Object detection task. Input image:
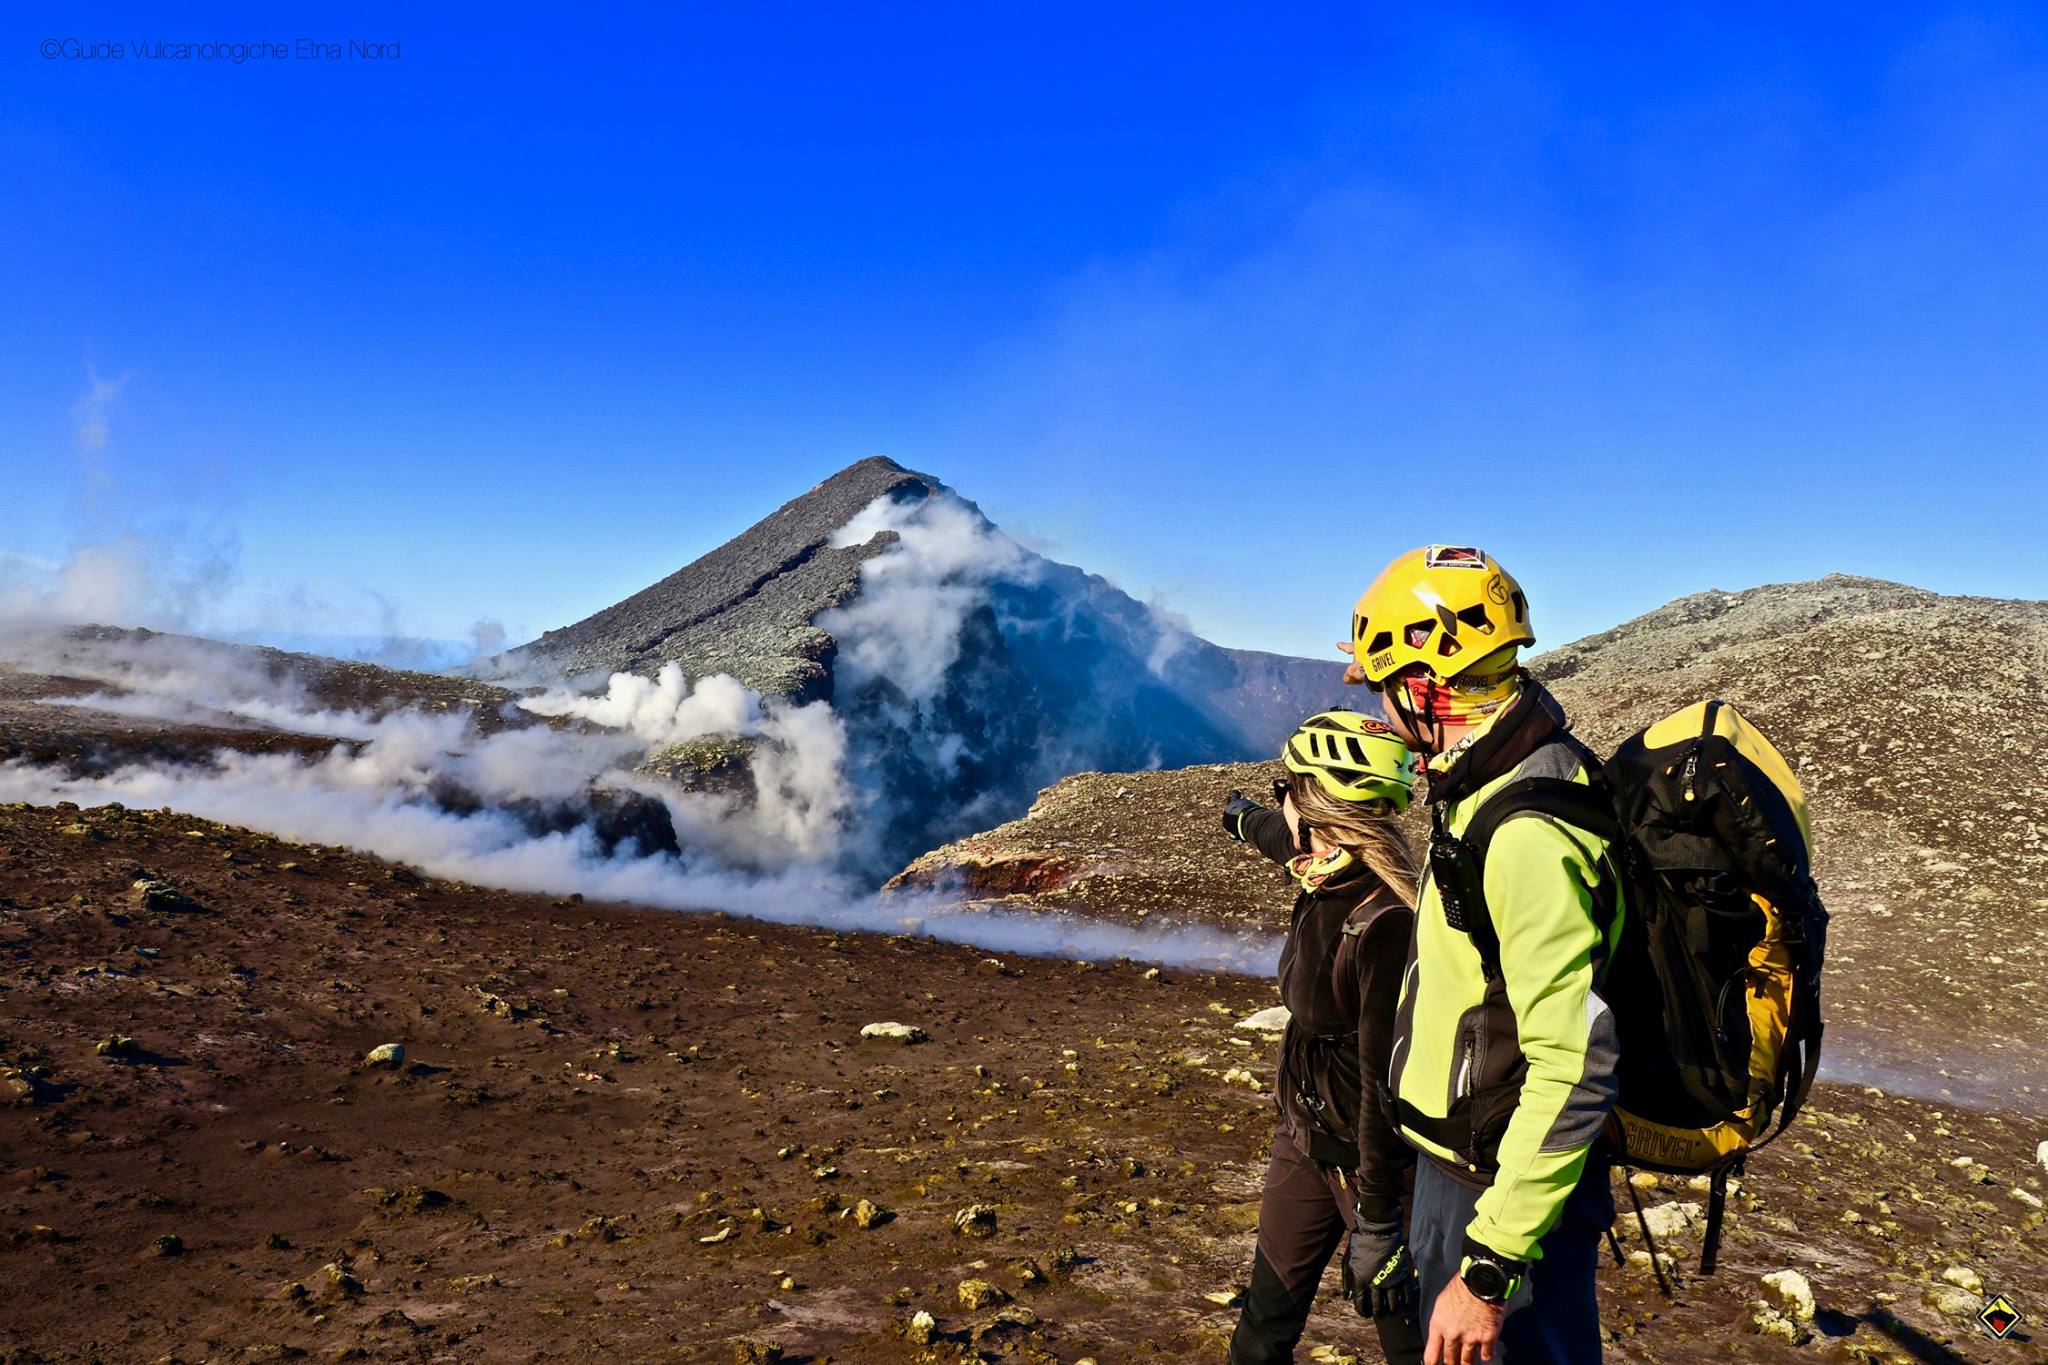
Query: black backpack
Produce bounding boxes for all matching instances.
[1433,699,1827,1275]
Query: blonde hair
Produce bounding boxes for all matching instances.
[1290,778,1420,908]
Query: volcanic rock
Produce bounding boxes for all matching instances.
[858,1021,927,1045]
[1760,1268,1816,1321]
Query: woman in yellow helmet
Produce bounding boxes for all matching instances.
[1219,711,1425,1365]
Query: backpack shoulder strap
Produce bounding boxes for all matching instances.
[1464,777,1619,861]
[1432,774,1622,982]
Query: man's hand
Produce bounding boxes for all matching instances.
[1423,1274,1507,1365]
[1341,1218,1416,1320]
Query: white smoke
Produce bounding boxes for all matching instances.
[818,492,1032,702]
[0,626,385,740]
[0,721,1272,975]
[0,479,1293,975]
[1144,597,1197,678]
[1,371,247,633]
[520,662,762,745]
[516,662,853,863]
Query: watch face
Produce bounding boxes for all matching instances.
[1465,1259,1509,1301]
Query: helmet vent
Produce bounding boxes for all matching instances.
[1510,590,1527,623]
[1367,630,1394,655]
[1404,620,1434,649]
[1455,604,1494,634]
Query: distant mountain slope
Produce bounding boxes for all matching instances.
[503,457,931,700]
[502,457,1349,873]
[504,456,1344,752]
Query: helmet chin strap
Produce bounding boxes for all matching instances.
[1388,671,1447,757]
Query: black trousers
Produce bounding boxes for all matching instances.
[1227,1125,1426,1365]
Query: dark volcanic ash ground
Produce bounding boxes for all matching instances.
[2,803,2043,1363]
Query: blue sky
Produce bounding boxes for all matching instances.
[4,3,2045,662]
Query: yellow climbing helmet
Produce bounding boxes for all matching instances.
[1350,545,1535,685]
[1283,711,1416,811]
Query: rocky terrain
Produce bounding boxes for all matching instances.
[3,801,2042,1363]
[894,576,2048,1116]
[888,766,1296,935]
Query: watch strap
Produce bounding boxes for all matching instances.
[1458,1235,1528,1303]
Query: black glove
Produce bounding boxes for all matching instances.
[1221,789,1264,841]
[1341,1216,1417,1320]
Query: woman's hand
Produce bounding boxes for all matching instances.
[1338,639,1370,686]
[1220,790,1264,841]
[1423,1275,1507,1364]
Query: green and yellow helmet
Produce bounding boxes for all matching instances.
[1283,711,1416,811]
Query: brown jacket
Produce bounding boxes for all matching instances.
[1242,806,1416,1221]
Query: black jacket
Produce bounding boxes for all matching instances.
[1241,807,1417,1221]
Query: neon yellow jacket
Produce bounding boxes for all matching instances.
[1387,686,1622,1263]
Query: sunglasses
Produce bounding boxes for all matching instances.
[1270,778,1313,851]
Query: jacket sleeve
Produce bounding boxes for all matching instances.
[1238,806,1299,868]
[1352,903,1417,1220]
[1465,816,1620,1263]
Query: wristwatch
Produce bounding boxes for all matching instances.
[1459,1238,1527,1304]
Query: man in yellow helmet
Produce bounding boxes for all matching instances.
[1341,546,1621,1365]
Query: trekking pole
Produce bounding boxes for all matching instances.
[1698,1165,1730,1275]
[1620,1166,1677,1300]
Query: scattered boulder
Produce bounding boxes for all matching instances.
[732,1338,783,1364]
[1749,1301,1809,1345]
[1761,1269,1816,1322]
[96,1035,140,1059]
[971,1305,1040,1343]
[1940,1264,1982,1294]
[322,1262,366,1298]
[1233,1006,1290,1035]
[953,1204,998,1238]
[371,1184,451,1215]
[1221,1066,1265,1092]
[363,1043,406,1068]
[148,1234,184,1257]
[1925,1285,1982,1322]
[2,1067,40,1105]
[1637,1201,1704,1241]
[906,1309,937,1345]
[851,1198,891,1229]
[958,1277,1009,1310]
[131,878,202,914]
[858,1021,928,1045]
